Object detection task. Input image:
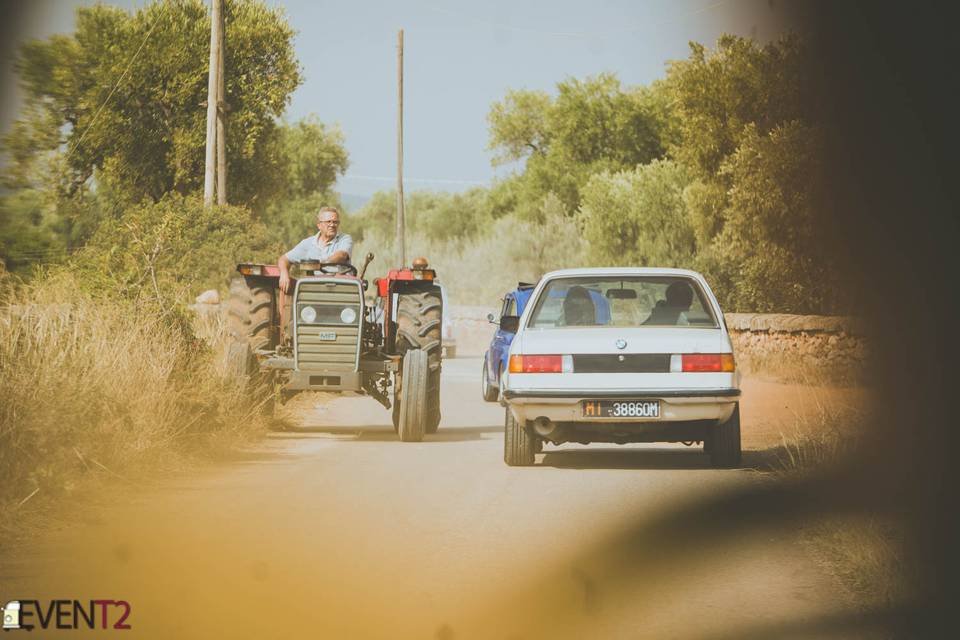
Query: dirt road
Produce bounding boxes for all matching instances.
[0,358,870,638]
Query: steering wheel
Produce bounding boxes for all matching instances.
[317,262,358,276]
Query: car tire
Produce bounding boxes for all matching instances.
[710,403,742,468]
[397,349,429,442]
[481,355,499,402]
[504,407,536,466]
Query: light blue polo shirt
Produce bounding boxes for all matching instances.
[285,232,353,263]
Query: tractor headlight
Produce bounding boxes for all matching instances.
[340,307,357,324]
[300,306,317,323]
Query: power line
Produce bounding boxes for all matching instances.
[71,0,171,153]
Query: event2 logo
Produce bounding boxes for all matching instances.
[3,599,132,631]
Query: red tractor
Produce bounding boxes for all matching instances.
[226,254,442,441]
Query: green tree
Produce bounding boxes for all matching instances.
[663,34,840,312]
[487,74,668,219]
[5,0,302,206]
[263,117,349,248]
[665,34,809,178]
[579,159,695,268]
[68,193,276,301]
[699,122,843,313]
[351,188,494,246]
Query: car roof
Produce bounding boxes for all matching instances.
[541,267,706,279]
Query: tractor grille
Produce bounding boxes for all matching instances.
[295,281,362,371]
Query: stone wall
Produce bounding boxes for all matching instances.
[724,313,868,381]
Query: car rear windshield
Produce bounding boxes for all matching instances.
[527,276,718,329]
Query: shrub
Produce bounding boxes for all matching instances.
[65,193,279,301]
[0,275,270,517]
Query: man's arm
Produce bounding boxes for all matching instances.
[326,234,353,264]
[326,250,350,264]
[279,253,293,293]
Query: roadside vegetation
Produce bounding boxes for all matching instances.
[0,269,273,525]
[762,402,908,614]
[0,0,344,528]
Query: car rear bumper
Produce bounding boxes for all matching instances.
[503,388,740,399]
[505,389,739,424]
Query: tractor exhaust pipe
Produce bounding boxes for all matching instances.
[358,252,375,281]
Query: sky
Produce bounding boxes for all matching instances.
[1,0,801,198]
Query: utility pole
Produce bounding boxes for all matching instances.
[396,28,406,267]
[215,0,227,205]
[203,0,222,206]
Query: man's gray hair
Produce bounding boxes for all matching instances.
[316,206,340,222]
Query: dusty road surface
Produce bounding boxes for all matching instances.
[0,358,872,639]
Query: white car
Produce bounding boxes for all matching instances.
[500,267,741,467]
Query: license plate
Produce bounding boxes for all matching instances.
[318,331,337,341]
[582,400,660,419]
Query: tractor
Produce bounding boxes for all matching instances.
[225,253,442,441]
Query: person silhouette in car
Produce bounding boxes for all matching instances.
[643,281,693,326]
[563,286,596,326]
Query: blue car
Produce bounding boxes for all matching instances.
[482,283,536,402]
[482,283,611,402]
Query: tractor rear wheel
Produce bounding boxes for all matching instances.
[396,283,442,433]
[227,276,275,351]
[397,349,429,442]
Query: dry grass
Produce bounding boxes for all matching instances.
[805,515,908,610]
[0,275,272,532]
[738,351,867,387]
[772,400,863,473]
[770,400,908,611]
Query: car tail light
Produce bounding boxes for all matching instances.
[508,354,573,373]
[670,353,736,372]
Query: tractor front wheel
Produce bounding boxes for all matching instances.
[396,284,442,433]
[397,349,429,442]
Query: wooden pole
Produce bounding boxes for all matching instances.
[203,0,222,206]
[215,0,227,205]
[396,28,405,267]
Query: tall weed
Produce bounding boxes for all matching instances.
[0,275,268,519]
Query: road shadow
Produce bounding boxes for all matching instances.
[268,424,503,443]
[540,446,715,470]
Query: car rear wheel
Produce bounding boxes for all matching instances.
[481,355,499,402]
[504,407,536,466]
[709,403,742,468]
[397,349,429,442]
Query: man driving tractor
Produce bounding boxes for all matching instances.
[278,206,353,294]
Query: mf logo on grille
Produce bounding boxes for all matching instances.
[615,339,627,350]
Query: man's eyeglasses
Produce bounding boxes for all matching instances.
[319,220,340,225]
